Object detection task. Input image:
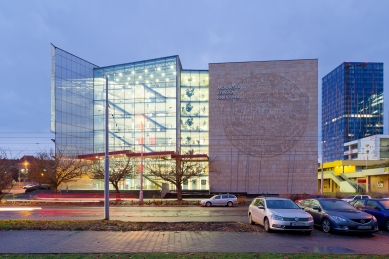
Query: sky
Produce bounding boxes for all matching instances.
[0,0,388,158]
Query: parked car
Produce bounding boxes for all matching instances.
[299,198,378,233]
[23,184,34,189]
[24,185,52,193]
[342,195,371,203]
[248,197,314,233]
[295,194,327,205]
[200,194,237,207]
[350,199,389,231]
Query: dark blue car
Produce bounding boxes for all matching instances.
[351,199,389,231]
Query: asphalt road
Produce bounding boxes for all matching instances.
[0,205,249,222]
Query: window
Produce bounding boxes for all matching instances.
[353,200,365,209]
[222,195,228,199]
[228,195,236,199]
[215,195,221,200]
[366,200,380,210]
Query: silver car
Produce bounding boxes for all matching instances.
[248,197,314,233]
[200,194,237,207]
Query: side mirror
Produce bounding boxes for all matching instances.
[374,207,381,211]
[258,205,265,209]
[312,205,320,211]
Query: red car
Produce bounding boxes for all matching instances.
[295,194,327,205]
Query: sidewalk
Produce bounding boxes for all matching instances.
[0,230,388,254]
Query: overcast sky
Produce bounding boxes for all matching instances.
[0,0,388,158]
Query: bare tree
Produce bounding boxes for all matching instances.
[89,155,137,193]
[0,149,16,201]
[29,149,89,193]
[146,151,208,201]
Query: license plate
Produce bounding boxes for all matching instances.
[357,226,371,230]
[290,223,305,226]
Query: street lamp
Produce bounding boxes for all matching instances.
[139,118,144,202]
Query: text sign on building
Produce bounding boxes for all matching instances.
[217,85,240,100]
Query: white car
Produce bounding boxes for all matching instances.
[248,197,314,233]
[23,184,35,189]
[341,195,371,203]
[200,194,237,207]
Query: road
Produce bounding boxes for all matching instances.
[0,205,249,222]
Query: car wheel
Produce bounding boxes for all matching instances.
[385,220,389,231]
[322,218,332,233]
[264,217,272,232]
[206,202,212,207]
[227,201,233,207]
[249,214,255,225]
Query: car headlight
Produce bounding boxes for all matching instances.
[331,215,347,222]
[372,216,377,222]
[272,214,284,221]
[307,215,313,221]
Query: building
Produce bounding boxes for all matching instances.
[51,44,318,194]
[322,62,384,162]
[318,134,389,193]
[344,134,389,161]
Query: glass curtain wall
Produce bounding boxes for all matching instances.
[93,56,179,154]
[322,62,384,162]
[180,70,209,154]
[51,45,98,156]
[180,70,209,190]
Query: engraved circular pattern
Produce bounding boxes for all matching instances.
[219,73,309,157]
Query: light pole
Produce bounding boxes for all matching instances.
[104,76,110,220]
[139,118,144,202]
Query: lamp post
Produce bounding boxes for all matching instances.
[139,118,144,202]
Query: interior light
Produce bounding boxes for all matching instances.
[162,73,165,76]
[115,79,119,82]
[174,72,176,75]
[146,80,149,83]
[158,67,161,71]
[136,81,139,84]
[128,77,131,80]
[170,66,173,69]
[166,78,169,82]
[156,79,159,82]
[145,69,148,73]
[151,75,153,78]
[119,73,122,76]
[132,71,135,74]
[139,76,142,79]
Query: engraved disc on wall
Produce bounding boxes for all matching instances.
[219,73,309,157]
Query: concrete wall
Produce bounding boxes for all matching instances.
[209,59,318,194]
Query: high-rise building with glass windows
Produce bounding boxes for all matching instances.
[322,62,384,162]
[51,44,318,194]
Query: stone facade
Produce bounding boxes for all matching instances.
[209,60,318,194]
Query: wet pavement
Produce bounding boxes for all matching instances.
[0,205,248,222]
[0,230,388,254]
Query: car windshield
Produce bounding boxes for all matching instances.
[266,200,300,209]
[345,195,355,199]
[320,200,356,211]
[380,200,389,210]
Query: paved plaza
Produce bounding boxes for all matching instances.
[1,230,389,254]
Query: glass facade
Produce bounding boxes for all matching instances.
[180,70,209,155]
[53,48,210,190]
[93,56,179,154]
[322,62,384,162]
[51,45,98,156]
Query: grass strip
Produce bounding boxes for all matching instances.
[0,220,262,232]
[0,254,388,259]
